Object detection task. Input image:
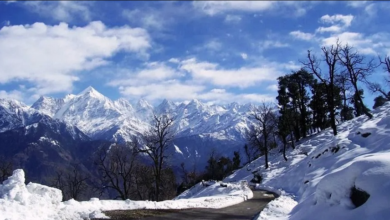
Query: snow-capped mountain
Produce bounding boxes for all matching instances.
[28,86,255,144]
[2,86,258,170]
[31,87,149,142]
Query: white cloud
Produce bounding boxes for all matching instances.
[238,93,275,103]
[168,58,180,63]
[0,90,24,101]
[364,3,378,18]
[289,30,314,41]
[321,32,390,55]
[316,14,354,34]
[266,84,278,91]
[240,53,248,60]
[122,9,165,30]
[346,1,368,8]
[320,14,354,27]
[193,1,310,17]
[109,62,182,87]
[315,25,342,33]
[258,40,289,51]
[0,21,151,98]
[198,89,275,103]
[193,39,223,54]
[224,15,242,23]
[107,57,292,104]
[179,58,281,88]
[23,1,92,22]
[193,1,276,15]
[203,39,222,51]
[118,81,205,101]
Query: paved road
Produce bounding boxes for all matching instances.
[143,190,275,220]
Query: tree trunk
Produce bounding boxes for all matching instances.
[264,129,269,169]
[327,85,338,136]
[282,136,288,161]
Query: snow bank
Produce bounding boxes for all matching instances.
[0,170,253,220]
[0,169,62,220]
[224,102,390,220]
[257,196,297,220]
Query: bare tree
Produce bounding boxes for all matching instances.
[94,142,138,200]
[368,82,390,99]
[51,163,90,201]
[302,41,341,135]
[132,163,155,200]
[243,143,259,164]
[137,114,175,201]
[368,56,390,100]
[248,102,278,169]
[0,157,13,182]
[335,71,355,122]
[380,55,390,75]
[337,44,376,119]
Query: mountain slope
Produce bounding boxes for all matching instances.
[224,102,390,220]
[28,87,257,170]
[0,114,93,183]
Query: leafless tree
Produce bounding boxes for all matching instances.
[0,157,13,182]
[248,102,278,169]
[132,163,155,200]
[368,82,390,99]
[368,56,390,100]
[94,142,138,200]
[302,40,341,135]
[380,56,390,75]
[51,163,90,201]
[337,44,377,119]
[137,114,175,201]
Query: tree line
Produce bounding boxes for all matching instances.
[246,40,390,168]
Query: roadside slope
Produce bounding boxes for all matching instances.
[224,103,390,220]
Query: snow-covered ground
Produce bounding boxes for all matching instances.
[2,102,390,220]
[225,102,390,220]
[0,171,252,220]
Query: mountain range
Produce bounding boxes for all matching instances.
[0,86,257,183]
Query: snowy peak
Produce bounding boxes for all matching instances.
[156,99,177,114]
[31,96,64,117]
[114,98,134,114]
[78,86,106,100]
[0,98,27,111]
[1,86,259,143]
[136,99,153,110]
[0,99,28,132]
[186,99,206,112]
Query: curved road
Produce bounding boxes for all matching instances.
[97,190,276,220]
[143,190,275,220]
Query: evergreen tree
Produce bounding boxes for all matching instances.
[303,41,342,135]
[373,95,388,109]
[309,81,330,131]
[232,151,241,170]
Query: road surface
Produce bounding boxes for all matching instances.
[100,190,276,220]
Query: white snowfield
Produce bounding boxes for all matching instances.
[0,171,252,220]
[225,102,390,220]
[2,102,390,220]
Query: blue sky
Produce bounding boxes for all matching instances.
[0,1,389,108]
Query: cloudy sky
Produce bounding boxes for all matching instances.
[1,1,389,107]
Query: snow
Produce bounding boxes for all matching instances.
[3,89,390,219]
[2,87,259,173]
[173,144,183,154]
[257,196,297,220]
[0,171,252,220]
[224,102,390,220]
